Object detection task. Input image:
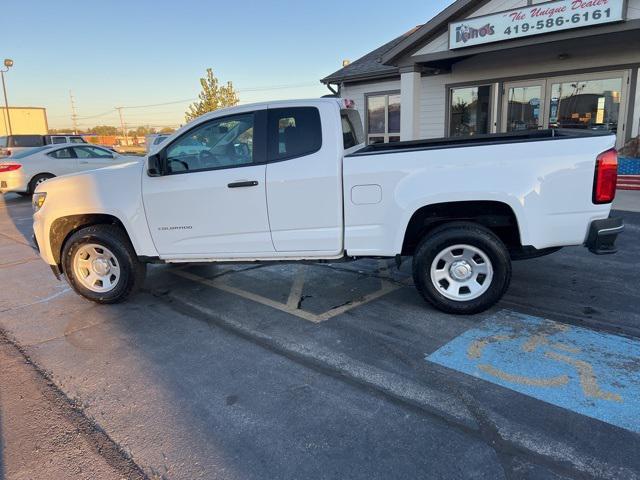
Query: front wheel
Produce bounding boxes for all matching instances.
[412,222,511,315]
[62,225,146,303]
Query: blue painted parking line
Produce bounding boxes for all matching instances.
[427,311,640,433]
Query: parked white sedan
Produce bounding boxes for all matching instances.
[0,144,138,196]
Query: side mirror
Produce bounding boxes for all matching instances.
[147,154,163,177]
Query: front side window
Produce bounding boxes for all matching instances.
[449,85,492,137]
[48,147,75,159]
[366,93,400,144]
[267,107,322,161]
[69,137,85,143]
[166,113,254,173]
[51,137,67,144]
[74,146,113,158]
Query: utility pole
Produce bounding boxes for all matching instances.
[69,90,79,134]
[116,107,129,146]
[1,59,14,137]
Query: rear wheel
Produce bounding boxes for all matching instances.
[28,173,54,194]
[62,225,146,303]
[412,222,511,315]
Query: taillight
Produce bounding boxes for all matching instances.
[0,163,21,172]
[593,148,618,204]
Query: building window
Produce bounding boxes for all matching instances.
[548,77,622,133]
[449,85,492,137]
[366,93,400,144]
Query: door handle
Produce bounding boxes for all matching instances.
[228,180,259,188]
[79,160,89,164]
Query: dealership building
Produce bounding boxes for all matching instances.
[322,0,640,172]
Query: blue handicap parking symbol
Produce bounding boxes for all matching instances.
[427,311,640,433]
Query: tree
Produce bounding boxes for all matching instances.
[128,126,156,138]
[185,68,239,122]
[88,125,119,136]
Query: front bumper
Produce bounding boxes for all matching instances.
[585,217,624,255]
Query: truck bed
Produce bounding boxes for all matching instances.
[349,129,614,156]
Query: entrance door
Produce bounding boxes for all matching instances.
[502,81,546,132]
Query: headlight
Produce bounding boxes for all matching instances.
[32,192,46,212]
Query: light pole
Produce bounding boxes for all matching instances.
[1,59,14,137]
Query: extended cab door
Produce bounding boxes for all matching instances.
[142,111,274,257]
[265,104,343,254]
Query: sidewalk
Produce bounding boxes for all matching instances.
[614,189,640,212]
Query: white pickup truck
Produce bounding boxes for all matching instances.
[32,98,623,314]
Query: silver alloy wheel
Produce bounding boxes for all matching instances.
[430,244,493,301]
[73,243,121,293]
[35,176,49,187]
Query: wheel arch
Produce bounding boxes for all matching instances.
[29,172,55,191]
[401,200,524,256]
[50,214,133,266]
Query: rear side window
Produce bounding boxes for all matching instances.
[10,135,44,147]
[341,109,364,149]
[48,148,75,159]
[51,137,67,144]
[267,107,322,161]
[69,137,85,143]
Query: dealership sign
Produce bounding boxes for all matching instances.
[449,0,625,49]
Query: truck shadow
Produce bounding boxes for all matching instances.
[0,193,34,246]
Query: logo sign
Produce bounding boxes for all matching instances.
[449,0,625,49]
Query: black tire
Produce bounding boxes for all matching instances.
[62,224,146,304]
[28,173,55,194]
[412,222,511,315]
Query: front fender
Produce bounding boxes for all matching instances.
[34,162,158,266]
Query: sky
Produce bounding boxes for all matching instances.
[3,0,453,130]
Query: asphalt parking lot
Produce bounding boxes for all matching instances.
[1,192,639,480]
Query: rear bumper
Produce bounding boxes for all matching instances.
[585,217,624,254]
[0,171,28,193]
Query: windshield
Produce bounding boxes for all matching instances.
[11,145,53,159]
